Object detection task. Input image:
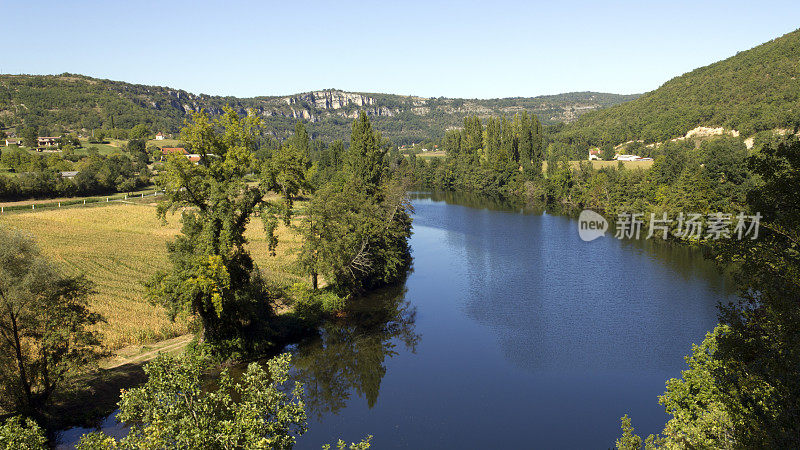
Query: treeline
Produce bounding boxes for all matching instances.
[413,113,772,221]
[538,136,756,217]
[412,113,544,197]
[0,146,150,201]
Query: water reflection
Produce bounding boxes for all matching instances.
[412,191,731,373]
[290,285,420,419]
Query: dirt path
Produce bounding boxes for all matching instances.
[102,334,194,369]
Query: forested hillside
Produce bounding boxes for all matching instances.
[0,73,636,144]
[553,28,800,148]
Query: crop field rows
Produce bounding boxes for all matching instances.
[0,201,304,350]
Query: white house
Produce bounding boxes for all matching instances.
[155,132,165,140]
[614,154,642,161]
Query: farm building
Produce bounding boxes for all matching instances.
[37,137,60,148]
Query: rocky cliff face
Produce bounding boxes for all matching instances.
[284,91,375,109]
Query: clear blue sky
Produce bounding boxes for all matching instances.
[3,1,799,99]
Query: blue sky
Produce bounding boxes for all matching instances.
[3,1,799,98]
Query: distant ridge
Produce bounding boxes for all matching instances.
[0,74,637,144]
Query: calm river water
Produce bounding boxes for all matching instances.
[293,191,729,448]
[59,191,730,448]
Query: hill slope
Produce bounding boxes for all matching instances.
[556,28,800,147]
[0,74,637,144]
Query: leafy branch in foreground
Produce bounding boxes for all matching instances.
[76,353,307,449]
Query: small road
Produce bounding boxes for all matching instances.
[102,334,194,369]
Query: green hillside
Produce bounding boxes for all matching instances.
[0,74,636,145]
[555,28,800,147]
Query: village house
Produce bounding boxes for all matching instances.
[4,138,22,146]
[155,132,165,140]
[37,137,60,148]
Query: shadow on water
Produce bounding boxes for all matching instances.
[54,284,419,449]
[288,285,420,420]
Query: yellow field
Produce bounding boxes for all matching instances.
[0,201,303,350]
[583,159,654,170]
[414,150,446,159]
[147,138,185,148]
[542,159,654,172]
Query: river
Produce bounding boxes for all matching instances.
[291,191,730,448]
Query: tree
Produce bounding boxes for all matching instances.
[709,137,800,447]
[654,326,735,448]
[0,228,103,417]
[22,127,37,148]
[76,353,308,449]
[601,144,615,161]
[126,138,145,155]
[147,108,290,348]
[615,415,642,450]
[0,416,47,449]
[128,124,150,141]
[290,121,310,158]
[264,143,310,203]
[298,113,412,296]
[346,112,386,194]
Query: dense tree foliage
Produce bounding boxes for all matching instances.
[298,112,413,296]
[0,416,48,449]
[412,113,543,197]
[146,108,291,352]
[76,353,308,449]
[0,229,103,419]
